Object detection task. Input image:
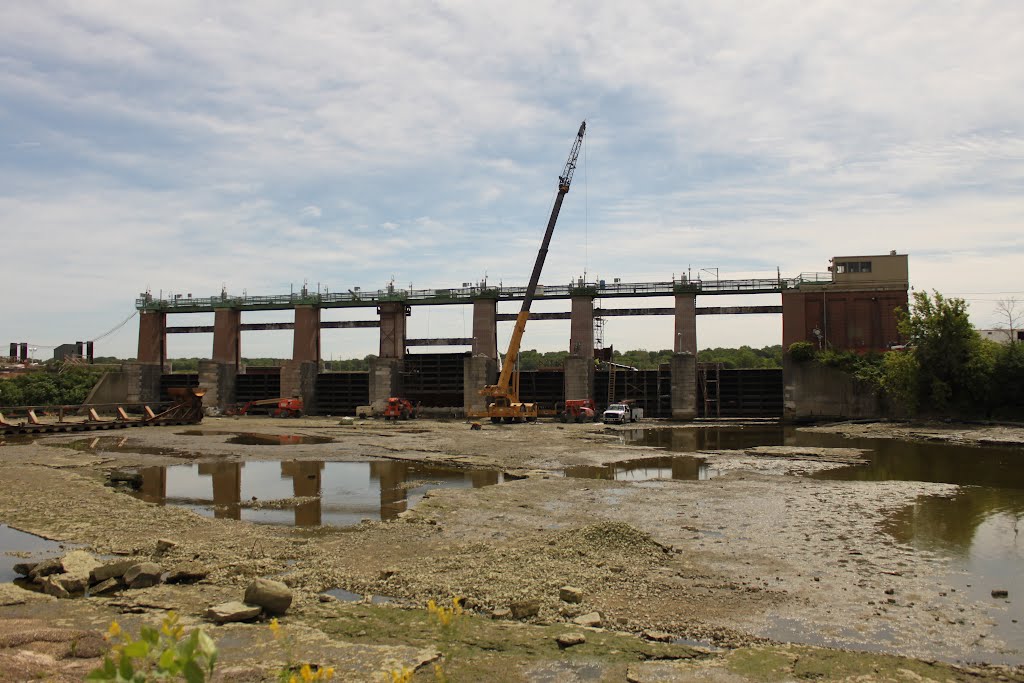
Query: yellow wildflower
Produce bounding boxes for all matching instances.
[105,620,121,640]
[269,617,281,639]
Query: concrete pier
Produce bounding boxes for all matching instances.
[564,296,596,402]
[472,299,498,360]
[293,306,321,363]
[378,303,407,359]
[137,311,167,365]
[671,294,698,418]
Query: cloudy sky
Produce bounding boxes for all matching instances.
[2,2,1022,361]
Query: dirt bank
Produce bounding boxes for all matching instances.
[0,418,1021,681]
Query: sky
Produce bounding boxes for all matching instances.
[2,2,1022,361]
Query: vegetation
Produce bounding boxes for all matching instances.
[0,365,106,407]
[789,290,1024,419]
[87,612,218,682]
[516,345,782,371]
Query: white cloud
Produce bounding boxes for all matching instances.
[1,2,1022,357]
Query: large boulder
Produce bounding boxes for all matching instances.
[244,578,292,616]
[90,559,138,584]
[61,551,100,582]
[509,598,541,619]
[123,563,162,589]
[165,563,208,585]
[28,558,63,581]
[206,601,262,624]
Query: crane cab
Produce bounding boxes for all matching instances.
[487,396,538,424]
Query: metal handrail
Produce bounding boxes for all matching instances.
[136,274,834,312]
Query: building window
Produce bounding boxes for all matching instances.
[836,261,873,274]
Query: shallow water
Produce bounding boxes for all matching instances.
[624,425,1024,664]
[0,525,68,583]
[129,459,503,527]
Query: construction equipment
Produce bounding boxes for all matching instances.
[480,121,586,424]
[602,400,643,424]
[0,387,206,436]
[559,398,597,423]
[236,397,304,418]
[383,397,418,421]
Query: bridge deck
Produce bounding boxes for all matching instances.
[139,275,830,313]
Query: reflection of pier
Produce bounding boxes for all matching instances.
[280,460,324,526]
[135,458,500,527]
[197,462,243,520]
[372,461,409,520]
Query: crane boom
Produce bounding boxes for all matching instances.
[481,121,586,415]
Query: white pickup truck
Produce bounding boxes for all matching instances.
[602,403,643,424]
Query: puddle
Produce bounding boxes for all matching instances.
[128,460,503,527]
[177,430,333,446]
[625,425,1024,664]
[564,456,718,481]
[325,588,396,604]
[225,433,333,446]
[53,436,180,456]
[0,525,68,583]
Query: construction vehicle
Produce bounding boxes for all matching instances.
[235,397,304,418]
[602,401,643,424]
[382,397,418,421]
[558,398,597,423]
[480,121,586,424]
[355,404,378,419]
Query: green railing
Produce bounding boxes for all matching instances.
[136,274,832,312]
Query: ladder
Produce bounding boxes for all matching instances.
[698,362,722,418]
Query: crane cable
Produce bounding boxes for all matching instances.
[89,309,139,342]
[583,127,589,280]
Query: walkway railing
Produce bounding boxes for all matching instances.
[136,274,833,313]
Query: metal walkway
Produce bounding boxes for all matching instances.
[138,274,832,313]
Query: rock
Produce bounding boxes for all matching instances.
[61,550,100,581]
[509,599,541,619]
[91,578,121,595]
[55,574,88,594]
[338,417,355,425]
[379,568,399,580]
[90,559,137,584]
[992,589,1009,599]
[13,562,37,577]
[556,632,587,648]
[491,608,512,620]
[572,612,602,628]
[206,601,262,624]
[28,557,64,580]
[123,563,162,589]
[165,563,208,584]
[559,586,583,604]
[244,578,293,616]
[318,594,337,603]
[641,630,673,642]
[153,539,177,557]
[40,576,71,599]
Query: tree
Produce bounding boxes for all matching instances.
[994,297,1022,345]
[893,291,996,414]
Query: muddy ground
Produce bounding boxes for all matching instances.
[0,417,1022,682]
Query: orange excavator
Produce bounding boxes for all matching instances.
[480,121,586,423]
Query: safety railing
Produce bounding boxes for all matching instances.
[136,274,833,312]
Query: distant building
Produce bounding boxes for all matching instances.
[53,343,81,361]
[978,328,1023,344]
[783,252,909,352]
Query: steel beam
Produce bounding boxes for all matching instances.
[406,338,473,346]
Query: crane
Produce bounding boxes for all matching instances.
[480,120,586,423]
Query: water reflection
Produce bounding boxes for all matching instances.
[564,456,717,481]
[129,460,501,527]
[0,525,69,583]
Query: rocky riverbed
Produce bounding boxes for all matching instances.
[0,417,1021,681]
